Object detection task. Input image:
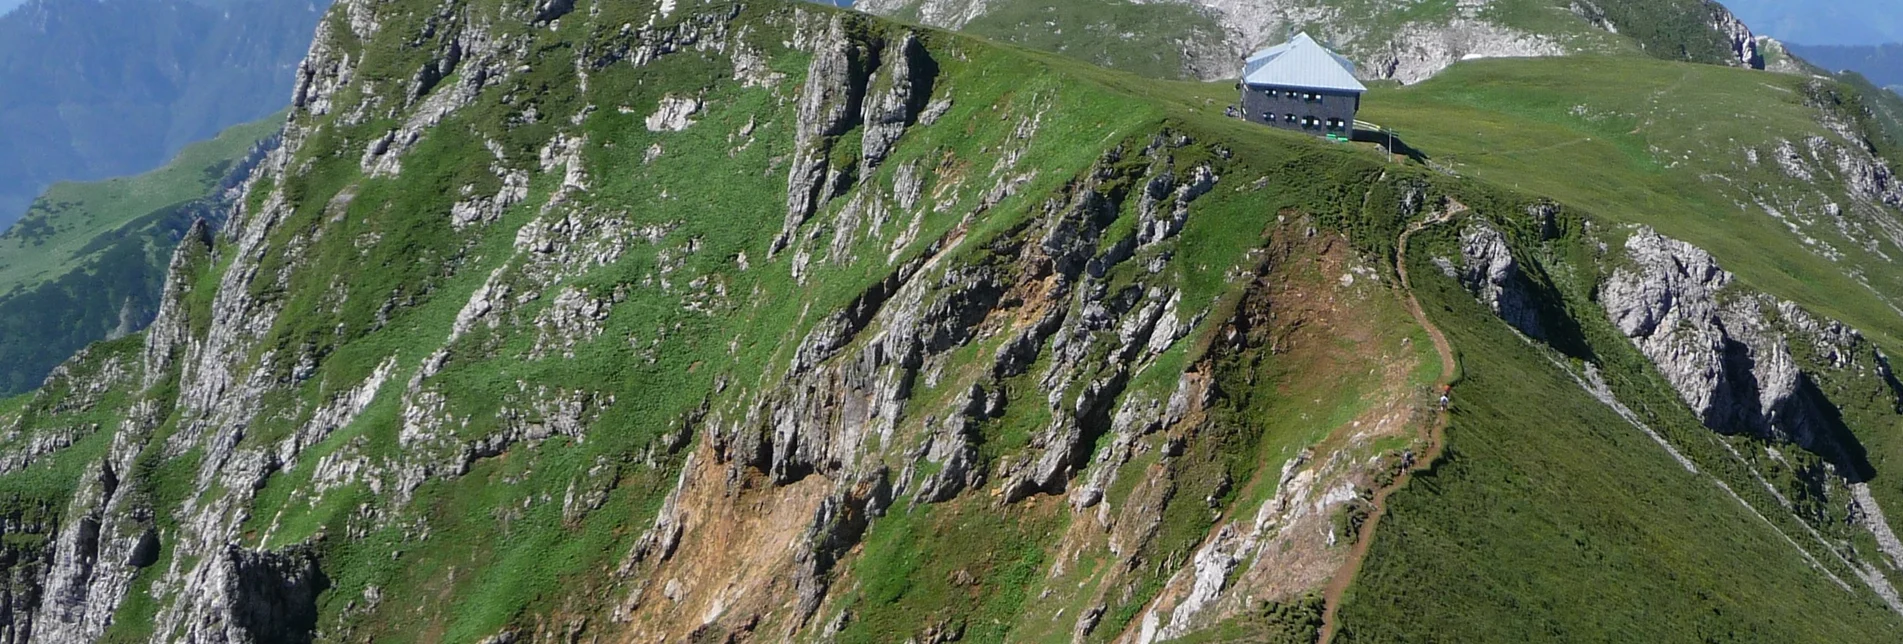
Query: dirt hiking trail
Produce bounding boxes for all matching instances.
[1316,208,1461,643]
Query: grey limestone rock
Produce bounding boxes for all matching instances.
[1454,224,1544,339]
[1600,227,1878,471]
[644,94,702,132]
[860,32,934,175]
[777,16,869,255]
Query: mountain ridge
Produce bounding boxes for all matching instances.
[3,0,1903,642]
[857,0,1766,83]
[1786,43,1903,91]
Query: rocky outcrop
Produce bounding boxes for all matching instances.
[140,219,214,391]
[1756,36,1814,75]
[0,507,54,644]
[1601,227,1872,474]
[30,463,117,644]
[1707,2,1765,69]
[644,95,702,132]
[358,15,520,178]
[776,16,872,255]
[1602,229,1743,423]
[859,32,932,175]
[615,133,1227,639]
[167,545,324,644]
[853,0,988,30]
[862,0,1776,83]
[1441,224,1543,338]
[1359,19,1565,84]
[859,0,1567,83]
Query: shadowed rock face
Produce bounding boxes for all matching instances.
[223,546,326,644]
[1600,227,1874,479]
[1444,224,1544,340]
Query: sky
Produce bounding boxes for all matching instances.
[0,0,21,15]
[1720,0,1895,46]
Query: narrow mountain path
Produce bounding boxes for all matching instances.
[1316,209,1460,643]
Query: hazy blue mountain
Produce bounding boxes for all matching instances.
[0,0,327,229]
[1788,43,1903,90]
[1721,0,1901,46]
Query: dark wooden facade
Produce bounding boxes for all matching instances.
[1240,84,1359,136]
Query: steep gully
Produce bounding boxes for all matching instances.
[1317,207,1460,644]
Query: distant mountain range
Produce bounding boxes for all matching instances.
[0,0,327,229]
[1786,43,1903,93]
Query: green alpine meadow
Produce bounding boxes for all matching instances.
[4,0,1903,642]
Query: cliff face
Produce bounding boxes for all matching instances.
[3,0,1903,641]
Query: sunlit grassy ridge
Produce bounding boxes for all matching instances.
[1330,53,1903,642]
[1342,217,1903,641]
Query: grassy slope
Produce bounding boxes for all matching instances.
[1362,57,1903,347]
[957,0,1227,80]
[210,10,1220,641]
[1097,38,1903,642]
[1334,55,1903,640]
[1341,224,1902,641]
[1355,60,1903,552]
[1098,51,1903,639]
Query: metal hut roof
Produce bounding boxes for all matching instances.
[1242,33,1368,93]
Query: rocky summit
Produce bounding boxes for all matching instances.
[4,0,1903,642]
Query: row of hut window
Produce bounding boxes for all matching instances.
[1262,113,1348,131]
[1264,89,1326,101]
